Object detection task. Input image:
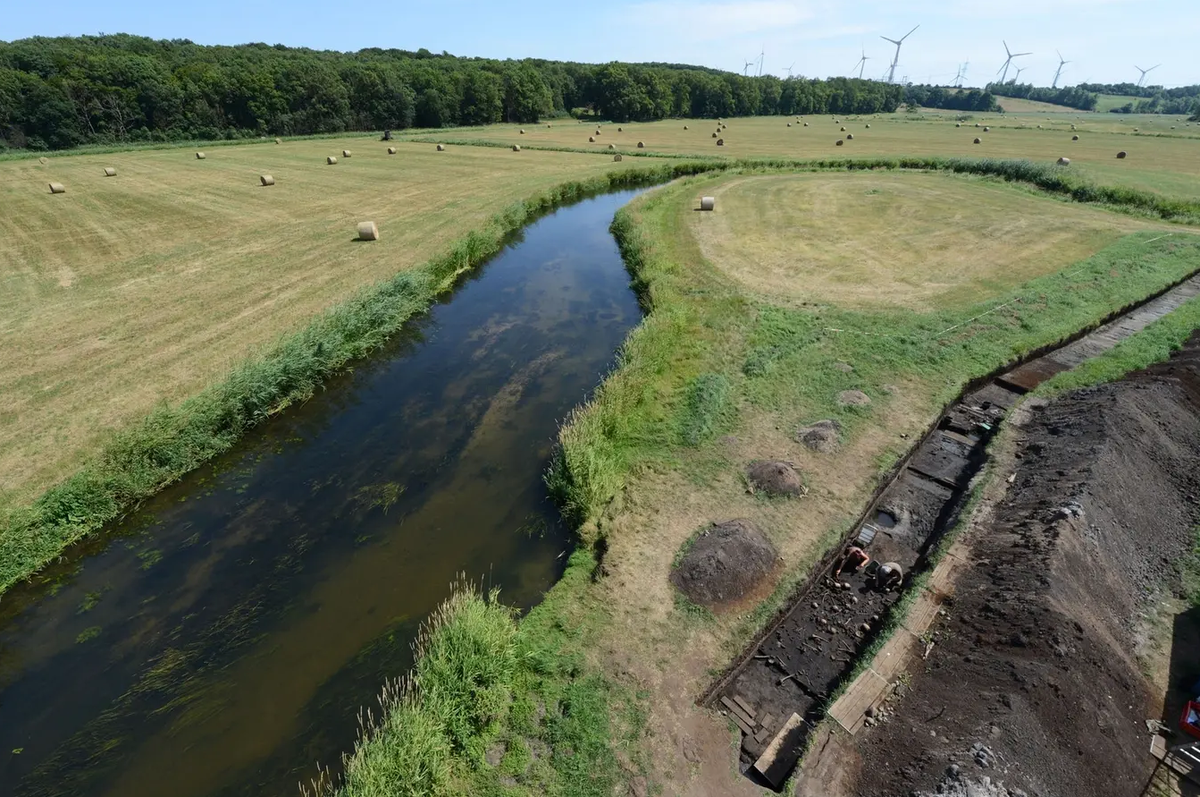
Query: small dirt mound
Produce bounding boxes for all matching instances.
[746,460,804,497]
[796,419,841,453]
[837,389,871,407]
[671,520,778,608]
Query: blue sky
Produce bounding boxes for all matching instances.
[5,0,1196,87]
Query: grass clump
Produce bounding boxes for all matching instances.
[330,557,646,797]
[678,373,733,446]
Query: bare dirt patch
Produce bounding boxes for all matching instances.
[852,333,1200,797]
[795,419,841,454]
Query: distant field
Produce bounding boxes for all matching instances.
[687,171,1168,310]
[413,114,1200,199]
[0,139,640,507]
[1094,94,1145,112]
[991,96,1079,113]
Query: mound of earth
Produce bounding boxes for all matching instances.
[854,333,1200,797]
[671,519,778,608]
[796,419,841,453]
[837,390,871,407]
[746,460,804,497]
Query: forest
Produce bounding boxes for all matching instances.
[985,83,1099,111]
[0,34,903,150]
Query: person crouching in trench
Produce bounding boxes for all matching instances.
[833,545,870,580]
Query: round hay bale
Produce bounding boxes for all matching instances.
[835,139,844,146]
[846,133,854,140]
[787,122,791,127]
[260,174,275,186]
[716,138,724,146]
[974,123,980,128]
[834,119,839,124]
[670,519,778,608]
[1072,134,1079,141]
[803,122,808,127]
[48,182,65,194]
[983,126,990,132]
[1056,157,1070,166]
[618,127,623,132]
[795,419,841,454]
[700,196,715,211]
[436,144,446,151]
[387,146,397,155]
[684,125,689,130]
[613,154,623,162]
[607,143,615,150]
[342,150,351,158]
[103,167,116,177]
[1117,150,1127,159]
[327,156,337,165]
[721,124,727,130]
[712,132,718,138]
[1134,127,1140,132]
[973,137,982,144]
[865,123,870,129]
[840,126,846,131]
[195,152,206,160]
[519,128,526,134]
[1071,124,1076,130]
[357,221,379,241]
[595,129,601,135]
[955,122,961,127]
[1037,124,1042,128]
[746,460,804,497]
[274,137,282,144]
[39,156,48,165]
[637,141,645,148]
[589,136,596,142]
[547,123,552,128]
[512,144,521,152]
[837,389,871,407]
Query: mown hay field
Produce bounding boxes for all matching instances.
[686,170,1171,310]
[416,113,1200,199]
[0,139,640,508]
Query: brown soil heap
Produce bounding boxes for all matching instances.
[796,419,841,453]
[837,389,871,407]
[854,332,1200,797]
[671,519,778,608]
[746,460,804,497]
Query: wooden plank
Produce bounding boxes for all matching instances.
[828,669,889,734]
[760,712,776,732]
[720,696,756,729]
[901,589,942,636]
[752,713,806,789]
[733,695,756,719]
[872,628,919,682]
[730,712,755,738]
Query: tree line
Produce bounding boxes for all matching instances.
[903,85,998,112]
[0,34,904,151]
[1077,81,1200,100]
[985,83,1099,111]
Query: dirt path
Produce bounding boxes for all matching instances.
[850,332,1200,797]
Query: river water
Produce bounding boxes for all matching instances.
[0,189,645,797]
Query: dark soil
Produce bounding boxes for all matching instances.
[672,519,779,608]
[747,460,805,497]
[796,420,841,454]
[854,333,1200,797]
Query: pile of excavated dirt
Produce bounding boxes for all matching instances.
[796,419,841,453]
[746,460,805,497]
[853,333,1200,797]
[671,519,778,608]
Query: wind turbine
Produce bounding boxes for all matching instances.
[1012,66,1026,84]
[996,40,1031,84]
[880,25,919,84]
[1135,64,1160,87]
[757,47,765,77]
[1051,51,1069,88]
[956,61,970,88]
[743,59,756,76]
[852,48,871,80]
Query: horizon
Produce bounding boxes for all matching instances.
[4,0,1196,89]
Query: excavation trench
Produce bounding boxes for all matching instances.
[703,272,1200,791]
[0,189,647,797]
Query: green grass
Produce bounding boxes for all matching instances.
[332,558,646,797]
[1035,295,1200,394]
